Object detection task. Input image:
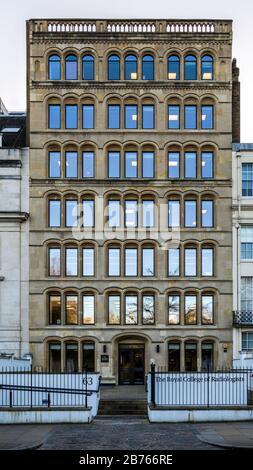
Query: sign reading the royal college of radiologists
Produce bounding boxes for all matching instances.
[149,372,251,406]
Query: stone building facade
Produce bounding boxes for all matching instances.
[27,19,236,383]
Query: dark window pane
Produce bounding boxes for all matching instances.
[49,295,61,325]
[168,295,180,324]
[185,200,197,227]
[201,343,214,371]
[185,105,197,129]
[125,295,138,324]
[125,152,137,177]
[49,200,61,227]
[82,343,95,372]
[49,104,61,129]
[201,152,213,178]
[168,200,180,227]
[108,295,121,324]
[142,200,154,227]
[202,55,213,80]
[66,200,78,227]
[142,55,154,80]
[184,55,197,80]
[108,151,120,178]
[185,297,197,324]
[82,55,94,80]
[125,248,137,276]
[66,248,78,276]
[49,248,61,276]
[83,296,95,324]
[142,151,154,177]
[82,105,94,129]
[108,55,120,80]
[142,105,154,129]
[184,152,197,178]
[202,296,214,324]
[65,55,77,80]
[125,105,138,129]
[49,55,61,80]
[65,105,78,129]
[185,342,197,371]
[202,248,213,276]
[168,105,180,129]
[83,248,94,276]
[201,105,213,129]
[185,248,197,276]
[108,105,120,128]
[49,344,61,372]
[168,248,180,276]
[168,55,180,80]
[109,248,120,276]
[65,151,78,177]
[142,248,154,276]
[65,343,78,372]
[142,295,155,324]
[201,200,213,227]
[83,200,94,227]
[168,342,180,371]
[125,200,138,227]
[82,151,94,178]
[125,54,137,80]
[49,151,61,178]
[168,152,180,178]
[65,296,78,325]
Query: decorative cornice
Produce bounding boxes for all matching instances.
[31,37,231,47]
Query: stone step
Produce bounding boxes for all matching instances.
[98,399,147,416]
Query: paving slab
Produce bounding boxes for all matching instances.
[0,424,53,450]
[197,422,253,449]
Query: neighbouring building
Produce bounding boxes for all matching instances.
[233,144,253,368]
[0,101,29,358]
[27,18,238,383]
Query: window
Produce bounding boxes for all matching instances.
[49,343,61,372]
[48,104,61,129]
[142,200,154,227]
[241,277,253,311]
[65,247,78,276]
[49,200,61,227]
[65,54,77,80]
[184,55,197,80]
[142,55,154,80]
[185,342,197,371]
[125,295,138,324]
[125,105,138,129]
[202,248,213,276]
[168,200,180,227]
[184,105,197,129]
[142,247,154,276]
[65,105,78,129]
[82,104,94,129]
[82,151,94,178]
[184,152,197,178]
[168,152,180,178]
[142,152,154,178]
[168,105,180,129]
[83,248,94,276]
[168,55,180,80]
[184,248,197,276]
[49,294,61,325]
[82,55,94,80]
[108,248,120,276]
[201,295,214,324]
[65,151,78,177]
[65,295,78,324]
[201,200,213,227]
[108,200,120,227]
[201,152,213,178]
[108,105,120,128]
[49,151,61,178]
[82,295,95,324]
[185,200,197,227]
[201,55,213,80]
[108,295,121,324]
[201,342,214,371]
[49,247,61,276]
[83,200,94,227]
[108,151,120,178]
[168,342,180,371]
[242,163,253,197]
[125,54,137,80]
[168,295,180,324]
[242,332,253,351]
[142,295,155,324]
[108,54,120,80]
[125,247,137,276]
[65,343,78,372]
[48,54,61,80]
[142,105,154,129]
[168,248,180,276]
[185,296,197,324]
[125,152,137,177]
[82,342,95,372]
[125,200,138,227]
[241,227,253,259]
[201,105,213,129]
[65,200,78,227]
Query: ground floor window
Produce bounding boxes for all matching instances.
[242,331,253,351]
[185,342,197,371]
[83,342,95,371]
[49,343,61,372]
[65,343,78,372]
[168,342,180,371]
[48,341,95,372]
[201,342,214,371]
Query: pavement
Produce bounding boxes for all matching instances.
[0,420,253,450]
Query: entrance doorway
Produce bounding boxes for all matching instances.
[118,344,145,385]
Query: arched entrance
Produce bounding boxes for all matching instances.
[112,333,151,385]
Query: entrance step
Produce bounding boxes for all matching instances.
[98,399,147,416]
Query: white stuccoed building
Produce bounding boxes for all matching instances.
[0,102,29,358]
[232,143,253,368]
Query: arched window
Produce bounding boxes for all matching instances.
[185,341,197,371]
[65,342,78,372]
[184,54,197,80]
[201,341,214,371]
[82,341,95,372]
[168,341,181,370]
[49,342,61,372]
[65,54,77,80]
[142,54,154,80]
[125,54,137,80]
[108,54,120,80]
[201,55,213,80]
[168,55,180,80]
[48,54,61,80]
[82,54,94,80]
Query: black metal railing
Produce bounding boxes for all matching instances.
[0,367,101,409]
[149,364,253,408]
[233,310,253,326]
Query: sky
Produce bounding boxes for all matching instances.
[0,0,252,141]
